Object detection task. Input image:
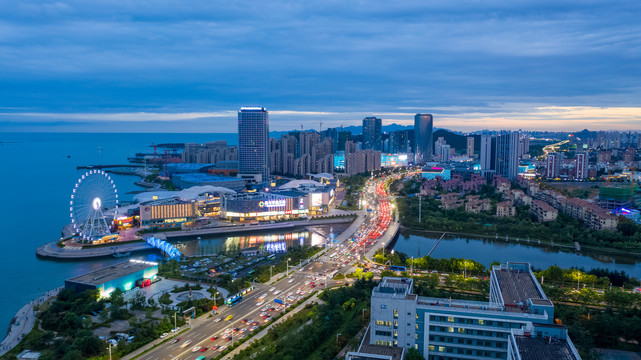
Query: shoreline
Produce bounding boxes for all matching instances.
[36,216,357,260]
[0,287,63,356]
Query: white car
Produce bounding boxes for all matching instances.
[180,340,192,348]
[269,287,276,292]
[214,317,222,323]
[256,301,264,306]
[160,333,169,339]
[171,327,179,332]
[274,290,281,295]
[191,346,201,352]
[288,279,294,283]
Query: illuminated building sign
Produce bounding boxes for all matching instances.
[258,199,287,208]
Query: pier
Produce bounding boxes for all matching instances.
[76,164,145,170]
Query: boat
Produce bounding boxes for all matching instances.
[113,252,131,258]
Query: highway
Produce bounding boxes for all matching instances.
[128,172,404,360]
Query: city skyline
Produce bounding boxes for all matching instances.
[1,1,640,132]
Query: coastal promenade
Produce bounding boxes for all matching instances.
[35,216,358,260]
[0,287,63,356]
[35,241,154,260]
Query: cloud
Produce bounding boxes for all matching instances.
[0,0,640,131]
[2,105,639,132]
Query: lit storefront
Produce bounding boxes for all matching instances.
[223,193,308,221]
[139,198,197,229]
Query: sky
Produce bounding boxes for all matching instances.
[1,0,640,133]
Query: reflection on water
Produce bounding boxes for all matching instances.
[394,229,641,276]
[176,224,349,257]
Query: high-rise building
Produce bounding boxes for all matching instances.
[546,152,564,178]
[414,113,433,164]
[495,131,520,180]
[575,152,588,179]
[480,134,496,179]
[467,136,474,158]
[362,117,382,151]
[238,107,269,183]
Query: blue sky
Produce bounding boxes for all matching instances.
[1,0,640,132]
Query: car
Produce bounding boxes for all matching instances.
[195,356,206,360]
[273,290,281,295]
[256,301,264,306]
[288,279,294,283]
[180,340,192,348]
[211,336,219,341]
[191,346,201,352]
[219,345,228,351]
[233,328,240,332]
[214,317,222,322]
[249,325,258,332]
[200,347,208,352]
[171,327,179,332]
[240,328,247,333]
[170,337,181,345]
[225,336,232,342]
[160,333,169,339]
[269,287,276,292]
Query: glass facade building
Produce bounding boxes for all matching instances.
[238,107,270,182]
[414,114,433,164]
[363,117,383,151]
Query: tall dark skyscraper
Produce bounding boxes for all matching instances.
[238,106,269,183]
[414,113,433,163]
[362,117,382,151]
[495,131,520,180]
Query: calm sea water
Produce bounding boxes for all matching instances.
[0,133,237,334]
[393,230,641,275]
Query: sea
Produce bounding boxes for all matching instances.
[0,132,237,336]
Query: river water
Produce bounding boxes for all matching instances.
[393,229,641,275]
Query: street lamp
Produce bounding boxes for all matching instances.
[270,265,274,279]
[287,258,291,277]
[107,343,112,360]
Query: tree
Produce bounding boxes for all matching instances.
[406,347,426,360]
[159,292,173,306]
[110,288,125,307]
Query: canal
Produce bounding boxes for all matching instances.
[393,229,641,276]
[173,223,350,257]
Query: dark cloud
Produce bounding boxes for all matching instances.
[0,0,639,130]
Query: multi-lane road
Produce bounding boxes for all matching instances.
[130,173,402,360]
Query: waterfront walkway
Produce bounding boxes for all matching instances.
[35,241,154,260]
[36,217,357,260]
[0,287,63,356]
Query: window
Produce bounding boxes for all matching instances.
[458,328,466,334]
[429,345,435,351]
[393,330,398,337]
[447,317,455,322]
[394,321,398,327]
[393,309,398,318]
[375,330,392,337]
[376,320,392,326]
[416,324,419,330]
[478,319,484,325]
[415,344,418,350]
[448,327,454,332]
[381,304,387,309]
[439,346,446,352]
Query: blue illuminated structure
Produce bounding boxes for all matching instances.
[146,236,183,259]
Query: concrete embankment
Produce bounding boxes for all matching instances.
[36,217,357,260]
[35,241,154,260]
[162,217,356,240]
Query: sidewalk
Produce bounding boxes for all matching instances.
[0,287,63,356]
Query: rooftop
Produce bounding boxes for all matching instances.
[493,263,546,307]
[514,336,580,360]
[351,327,405,360]
[66,260,158,286]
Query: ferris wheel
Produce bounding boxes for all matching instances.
[70,170,119,241]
